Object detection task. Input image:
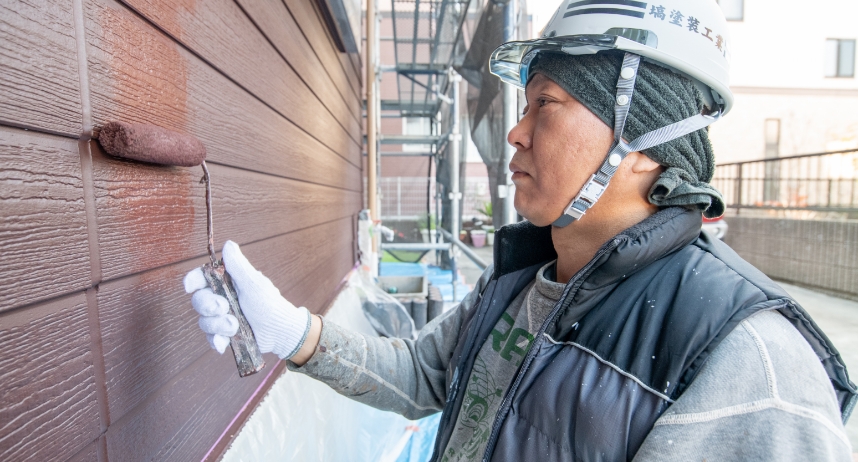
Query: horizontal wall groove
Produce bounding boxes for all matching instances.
[94,214,356,287]
[278,0,363,106]
[102,345,214,441]
[112,0,362,160]
[0,123,362,188]
[233,0,361,127]
[204,159,362,193]
[2,0,361,457]
[0,187,356,315]
[0,288,91,319]
[0,120,83,140]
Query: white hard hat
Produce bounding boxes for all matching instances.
[491,0,733,113]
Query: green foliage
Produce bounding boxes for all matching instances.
[478,201,492,218]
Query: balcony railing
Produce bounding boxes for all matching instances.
[711,149,858,213]
[378,176,492,220]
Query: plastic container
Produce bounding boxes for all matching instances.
[427,285,444,323]
[420,229,437,243]
[482,226,495,246]
[411,298,428,330]
[378,275,428,299]
[470,230,486,248]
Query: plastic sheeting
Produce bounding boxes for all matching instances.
[352,270,416,339]
[221,272,422,461]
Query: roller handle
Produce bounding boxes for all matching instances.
[202,262,265,377]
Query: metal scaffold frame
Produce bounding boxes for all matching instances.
[366,0,490,300]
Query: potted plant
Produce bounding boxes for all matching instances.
[478,201,493,225]
[470,229,487,248]
[478,202,495,245]
[482,225,495,246]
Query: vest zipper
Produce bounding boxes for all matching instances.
[480,237,626,462]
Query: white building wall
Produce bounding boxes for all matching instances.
[710,0,858,163]
[711,88,858,163]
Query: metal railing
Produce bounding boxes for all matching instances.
[379,177,435,219]
[379,176,492,219]
[712,149,858,213]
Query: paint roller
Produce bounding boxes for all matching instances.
[98,121,265,377]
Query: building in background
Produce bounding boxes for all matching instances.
[709,0,858,162]
[376,1,495,222]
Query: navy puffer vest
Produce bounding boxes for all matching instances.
[431,207,856,461]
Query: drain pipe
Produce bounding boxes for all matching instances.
[366,0,378,225]
[449,70,462,301]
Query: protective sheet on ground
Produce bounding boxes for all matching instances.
[220,271,436,461]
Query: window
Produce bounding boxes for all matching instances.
[763,119,781,202]
[717,0,743,21]
[825,39,856,78]
[764,119,780,158]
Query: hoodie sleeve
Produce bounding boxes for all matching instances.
[286,265,494,420]
[634,310,853,461]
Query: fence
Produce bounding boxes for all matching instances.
[379,177,492,220]
[380,177,434,219]
[711,149,858,213]
[724,217,858,300]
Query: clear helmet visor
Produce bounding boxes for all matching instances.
[490,33,657,88]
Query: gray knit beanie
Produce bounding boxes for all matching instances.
[529,52,725,218]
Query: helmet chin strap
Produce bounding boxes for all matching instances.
[551,52,722,228]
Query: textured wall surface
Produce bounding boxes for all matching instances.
[0,0,362,460]
[724,217,858,301]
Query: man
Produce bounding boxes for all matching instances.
[184,1,856,459]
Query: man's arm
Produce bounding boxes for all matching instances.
[634,310,853,461]
[286,266,493,420]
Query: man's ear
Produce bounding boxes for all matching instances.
[628,151,662,174]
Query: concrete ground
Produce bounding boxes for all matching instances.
[455,241,494,287]
[455,243,858,455]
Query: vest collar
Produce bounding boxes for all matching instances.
[493,207,702,287]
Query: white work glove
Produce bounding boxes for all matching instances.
[183,240,312,359]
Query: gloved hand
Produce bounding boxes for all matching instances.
[183,240,312,359]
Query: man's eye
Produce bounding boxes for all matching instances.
[537,98,548,107]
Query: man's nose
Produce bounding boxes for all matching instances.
[507,113,532,151]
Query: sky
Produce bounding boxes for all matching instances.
[529,0,566,38]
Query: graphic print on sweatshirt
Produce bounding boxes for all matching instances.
[441,271,564,462]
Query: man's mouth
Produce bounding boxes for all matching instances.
[509,161,529,181]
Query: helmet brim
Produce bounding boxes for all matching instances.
[489,35,733,114]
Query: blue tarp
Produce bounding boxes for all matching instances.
[395,414,442,462]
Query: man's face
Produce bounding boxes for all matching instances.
[508,73,615,227]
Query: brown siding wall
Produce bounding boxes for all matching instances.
[0,0,362,460]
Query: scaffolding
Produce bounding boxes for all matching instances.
[367,0,503,301]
